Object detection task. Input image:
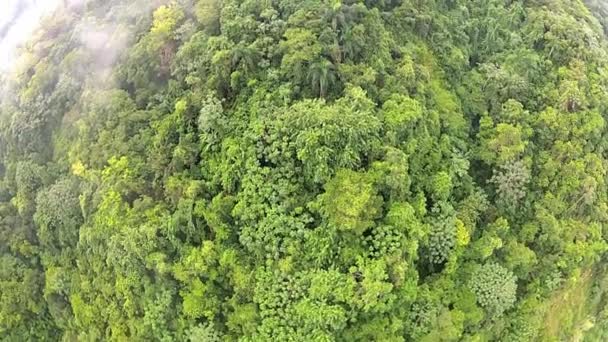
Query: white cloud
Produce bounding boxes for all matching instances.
[0,0,61,71]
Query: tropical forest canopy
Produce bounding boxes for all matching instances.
[2,0,608,340]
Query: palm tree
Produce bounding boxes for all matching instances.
[308,58,337,98]
[340,25,361,61]
[324,1,348,33]
[231,44,260,74]
[506,1,525,28]
[322,1,356,64]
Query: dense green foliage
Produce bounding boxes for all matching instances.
[2,0,608,340]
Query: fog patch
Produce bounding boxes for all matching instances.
[0,0,61,71]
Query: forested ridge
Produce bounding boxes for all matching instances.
[2,0,608,340]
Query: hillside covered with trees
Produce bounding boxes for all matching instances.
[2,0,608,340]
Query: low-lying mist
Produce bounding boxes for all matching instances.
[0,0,61,70]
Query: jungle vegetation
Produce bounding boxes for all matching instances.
[2,0,608,340]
